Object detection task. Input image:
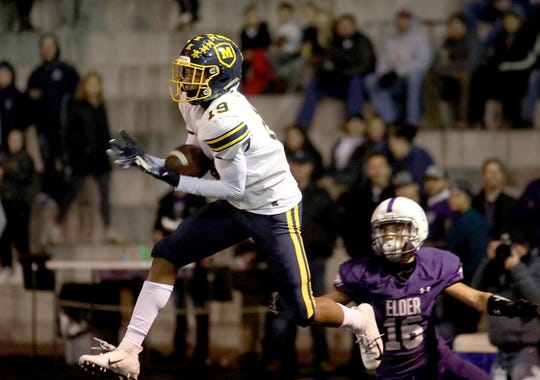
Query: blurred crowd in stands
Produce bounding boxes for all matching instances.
[239,0,540,130]
[0,0,539,378]
[0,31,122,284]
[1,0,540,129]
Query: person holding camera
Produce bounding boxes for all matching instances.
[472,231,540,380]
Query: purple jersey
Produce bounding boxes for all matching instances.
[335,247,464,378]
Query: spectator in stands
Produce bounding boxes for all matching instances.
[296,14,376,128]
[153,189,208,365]
[447,179,491,284]
[26,32,79,204]
[263,306,297,374]
[230,239,272,372]
[336,151,394,375]
[462,0,530,43]
[323,116,367,197]
[432,12,482,128]
[55,72,120,243]
[521,2,540,128]
[0,1,14,31]
[522,68,540,129]
[298,5,333,90]
[282,123,324,181]
[299,1,319,36]
[284,148,339,374]
[239,5,274,95]
[153,189,207,244]
[337,152,394,259]
[299,3,332,68]
[392,170,422,204]
[377,122,434,186]
[472,158,516,239]
[515,176,540,250]
[472,230,540,380]
[15,0,35,31]
[469,7,537,128]
[175,0,199,29]
[363,115,387,154]
[267,2,303,92]
[438,179,491,340]
[423,164,453,248]
[0,60,30,155]
[0,129,37,283]
[365,7,433,125]
[59,0,81,29]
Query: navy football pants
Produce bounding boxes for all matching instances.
[152,199,316,325]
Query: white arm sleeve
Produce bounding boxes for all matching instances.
[175,150,246,200]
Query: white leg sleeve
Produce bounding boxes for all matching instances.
[122,280,174,347]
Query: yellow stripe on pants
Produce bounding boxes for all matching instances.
[286,206,315,320]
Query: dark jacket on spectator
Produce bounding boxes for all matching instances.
[240,22,271,50]
[27,55,79,159]
[435,27,483,77]
[515,178,540,250]
[65,100,111,176]
[0,62,30,153]
[326,139,369,187]
[317,31,375,83]
[0,150,37,204]
[301,183,338,259]
[488,20,538,70]
[472,190,516,239]
[377,141,435,185]
[472,248,540,349]
[445,207,491,284]
[153,191,207,235]
[337,183,394,258]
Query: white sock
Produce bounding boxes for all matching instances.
[121,280,174,348]
[338,304,363,333]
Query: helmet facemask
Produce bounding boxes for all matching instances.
[169,56,220,104]
[372,218,419,263]
[170,34,243,105]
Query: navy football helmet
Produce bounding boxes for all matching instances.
[169,33,243,105]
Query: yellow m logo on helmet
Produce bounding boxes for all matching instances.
[214,43,236,68]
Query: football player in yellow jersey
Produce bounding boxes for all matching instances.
[79,34,382,379]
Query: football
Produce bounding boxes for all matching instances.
[165,144,212,177]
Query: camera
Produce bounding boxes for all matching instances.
[482,234,513,286]
[495,233,512,262]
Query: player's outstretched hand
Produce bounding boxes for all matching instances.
[134,155,180,187]
[488,295,540,321]
[507,299,540,321]
[107,130,145,168]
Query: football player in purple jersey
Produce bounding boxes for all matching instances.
[326,196,539,379]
